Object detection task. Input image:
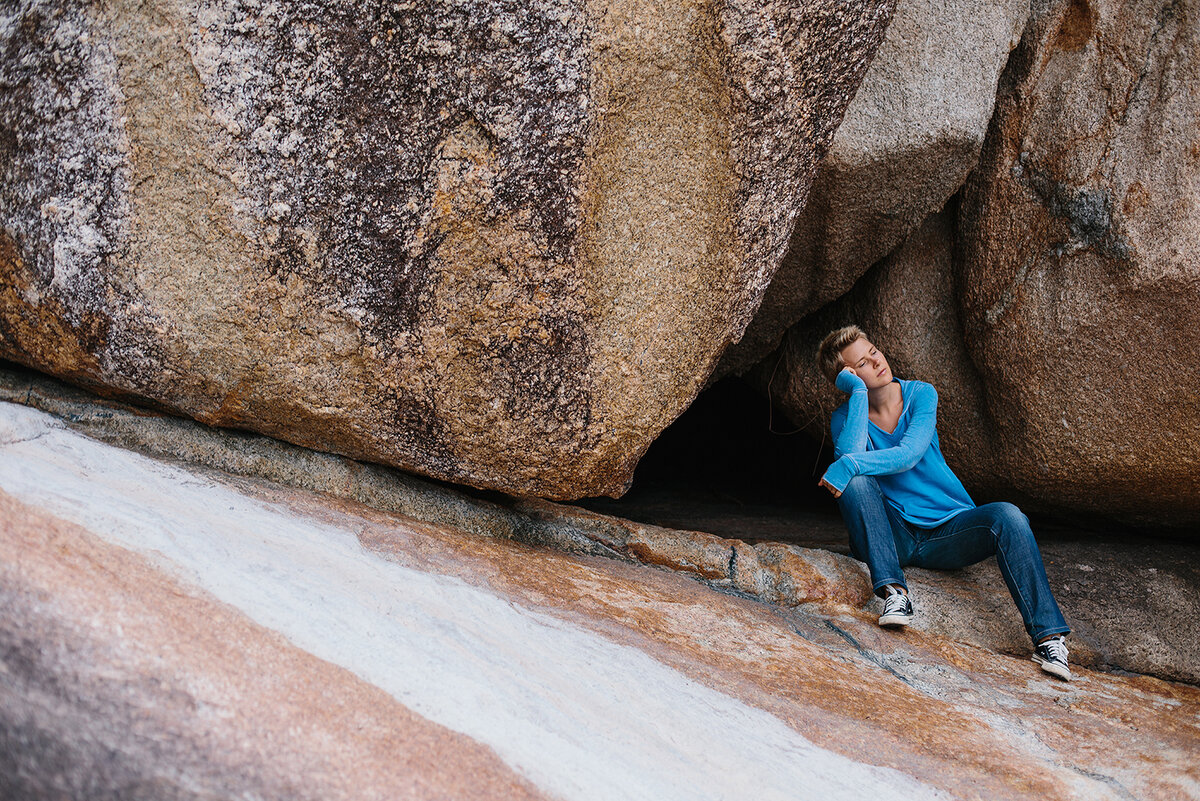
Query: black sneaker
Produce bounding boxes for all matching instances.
[878,589,913,627]
[1033,636,1072,681]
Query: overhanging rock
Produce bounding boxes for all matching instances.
[0,0,894,498]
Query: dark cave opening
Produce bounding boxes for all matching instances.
[579,376,851,551]
[624,376,833,507]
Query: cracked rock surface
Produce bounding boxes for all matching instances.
[717,0,1029,375]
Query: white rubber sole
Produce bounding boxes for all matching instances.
[1032,654,1072,681]
[877,613,912,627]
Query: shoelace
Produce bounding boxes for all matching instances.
[882,592,909,615]
[1041,637,1068,663]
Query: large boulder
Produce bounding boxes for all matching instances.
[717,0,1028,375]
[956,0,1200,526]
[0,0,893,499]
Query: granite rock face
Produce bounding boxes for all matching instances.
[0,0,893,499]
[956,0,1200,526]
[717,0,1028,374]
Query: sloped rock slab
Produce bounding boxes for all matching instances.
[5,362,1200,687]
[3,399,1200,799]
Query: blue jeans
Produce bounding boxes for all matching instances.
[837,475,1069,644]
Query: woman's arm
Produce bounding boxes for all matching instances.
[821,382,939,493]
[832,368,869,457]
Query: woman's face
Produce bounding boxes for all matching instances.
[839,338,893,390]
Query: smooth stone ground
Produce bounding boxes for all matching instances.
[585,483,1200,686]
[5,363,1199,685]
[2,400,1199,799]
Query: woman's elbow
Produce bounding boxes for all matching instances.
[899,444,930,471]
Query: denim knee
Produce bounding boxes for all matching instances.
[987,502,1036,549]
[839,475,879,501]
[991,502,1030,529]
[994,501,1026,523]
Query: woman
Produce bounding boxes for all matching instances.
[816,325,1072,680]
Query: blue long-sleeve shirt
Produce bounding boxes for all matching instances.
[822,372,975,527]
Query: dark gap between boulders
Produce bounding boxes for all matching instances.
[578,377,851,553]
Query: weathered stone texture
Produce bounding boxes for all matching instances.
[718,0,1028,375]
[0,0,893,499]
[956,0,1200,525]
[0,0,131,385]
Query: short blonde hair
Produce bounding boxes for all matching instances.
[817,325,867,384]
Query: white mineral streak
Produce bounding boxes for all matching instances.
[0,401,948,801]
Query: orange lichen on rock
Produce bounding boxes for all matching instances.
[0,232,107,384]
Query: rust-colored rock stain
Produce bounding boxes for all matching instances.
[248,477,1200,800]
[0,490,554,801]
[0,231,108,385]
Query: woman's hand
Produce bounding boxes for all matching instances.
[835,367,867,394]
[818,477,843,499]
